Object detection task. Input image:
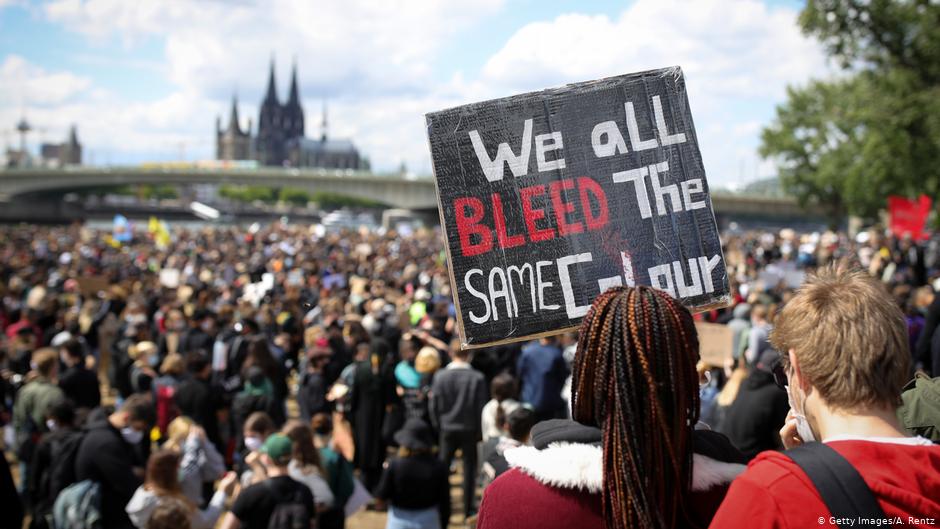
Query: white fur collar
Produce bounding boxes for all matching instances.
[504,442,745,493]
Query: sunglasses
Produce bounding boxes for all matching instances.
[772,363,788,390]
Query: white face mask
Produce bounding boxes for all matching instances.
[786,385,817,443]
[46,419,57,432]
[245,436,263,452]
[121,427,144,445]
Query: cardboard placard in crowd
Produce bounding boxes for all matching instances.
[426,66,730,348]
[76,276,110,298]
[695,321,735,368]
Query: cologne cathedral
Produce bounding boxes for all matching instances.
[215,59,367,170]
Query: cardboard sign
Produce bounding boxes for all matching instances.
[427,67,729,348]
[76,276,110,297]
[695,322,734,368]
[889,195,932,241]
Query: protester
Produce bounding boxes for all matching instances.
[13,348,64,481]
[481,373,521,442]
[311,413,355,529]
[710,268,940,528]
[126,449,237,529]
[173,352,223,451]
[26,400,79,529]
[162,417,226,505]
[74,394,155,529]
[480,287,748,529]
[717,349,789,460]
[516,337,568,421]
[480,407,536,486]
[428,343,487,519]
[374,418,451,529]
[283,420,335,512]
[220,433,316,529]
[57,338,100,411]
[239,411,277,481]
[349,344,389,492]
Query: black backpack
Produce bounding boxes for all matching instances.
[266,480,311,529]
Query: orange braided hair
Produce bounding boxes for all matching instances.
[572,286,700,529]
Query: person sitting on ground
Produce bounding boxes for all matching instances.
[162,417,226,506]
[374,418,451,529]
[220,434,316,529]
[480,406,536,487]
[710,268,940,528]
[479,286,748,529]
[126,449,237,529]
[75,394,155,529]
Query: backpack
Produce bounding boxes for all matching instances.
[898,373,940,443]
[155,383,179,435]
[52,480,102,529]
[266,480,311,529]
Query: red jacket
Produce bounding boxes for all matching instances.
[709,439,940,529]
[478,439,746,529]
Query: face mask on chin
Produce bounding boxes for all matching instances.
[786,384,817,443]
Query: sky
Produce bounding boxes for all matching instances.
[0,0,832,189]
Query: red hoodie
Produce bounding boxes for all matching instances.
[710,438,940,529]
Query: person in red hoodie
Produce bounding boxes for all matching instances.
[479,286,748,529]
[710,267,940,529]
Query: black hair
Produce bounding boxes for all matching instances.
[121,394,157,427]
[506,407,536,442]
[49,400,77,426]
[185,351,210,374]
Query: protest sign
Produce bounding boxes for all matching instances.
[889,195,932,241]
[695,322,735,368]
[427,66,729,348]
[76,276,110,298]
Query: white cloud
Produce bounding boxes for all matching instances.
[16,0,828,185]
[0,55,92,107]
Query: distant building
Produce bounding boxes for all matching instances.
[215,59,368,170]
[37,125,82,167]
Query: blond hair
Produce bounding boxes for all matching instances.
[771,267,910,411]
[162,416,194,451]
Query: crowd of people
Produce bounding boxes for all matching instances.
[0,220,937,529]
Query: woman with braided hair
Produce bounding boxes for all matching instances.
[477,286,747,529]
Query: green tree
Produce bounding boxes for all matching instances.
[761,0,940,223]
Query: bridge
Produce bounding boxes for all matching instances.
[0,166,440,210]
[0,166,825,226]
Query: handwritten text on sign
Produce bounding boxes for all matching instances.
[427,67,729,347]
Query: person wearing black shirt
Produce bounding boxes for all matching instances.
[174,352,223,451]
[57,338,100,411]
[375,418,451,529]
[220,434,315,529]
[74,395,154,529]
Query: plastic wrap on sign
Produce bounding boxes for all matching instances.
[426,66,730,349]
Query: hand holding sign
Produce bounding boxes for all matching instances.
[427,66,729,348]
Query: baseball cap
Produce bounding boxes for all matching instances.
[260,434,293,465]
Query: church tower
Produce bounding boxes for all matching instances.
[256,58,285,165]
[284,60,305,140]
[217,95,251,161]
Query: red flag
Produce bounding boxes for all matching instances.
[888,195,932,241]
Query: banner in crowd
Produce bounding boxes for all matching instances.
[426,67,730,348]
[888,195,932,241]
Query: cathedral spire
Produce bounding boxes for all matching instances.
[264,56,278,103]
[288,58,300,106]
[228,94,241,134]
[321,101,328,141]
